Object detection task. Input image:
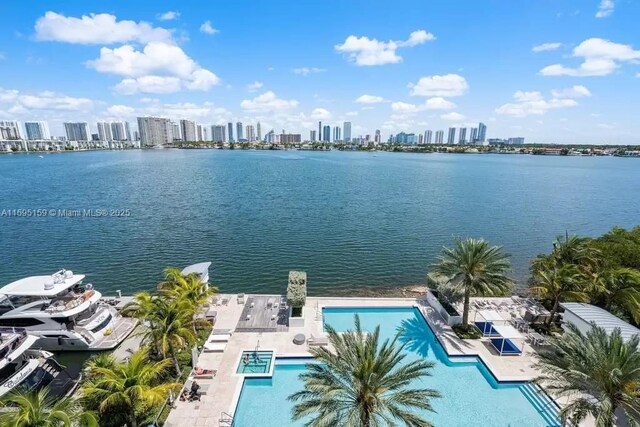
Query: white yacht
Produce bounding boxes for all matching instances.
[0,270,138,351]
[0,328,80,398]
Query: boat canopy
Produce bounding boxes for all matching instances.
[181,262,211,281]
[0,270,85,297]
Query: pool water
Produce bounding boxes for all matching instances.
[233,307,560,426]
[236,351,274,374]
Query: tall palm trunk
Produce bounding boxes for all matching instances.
[546,298,559,327]
[170,344,181,376]
[462,287,471,326]
[130,408,138,427]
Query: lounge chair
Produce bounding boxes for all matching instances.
[307,335,329,346]
[237,294,245,304]
[203,342,227,353]
[209,333,231,342]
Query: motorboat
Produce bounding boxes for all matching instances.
[0,270,137,351]
[0,327,80,398]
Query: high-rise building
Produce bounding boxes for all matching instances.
[470,128,478,144]
[478,122,487,142]
[111,122,126,141]
[0,121,22,140]
[24,121,50,140]
[343,121,352,142]
[418,134,424,144]
[125,122,132,141]
[322,125,331,142]
[279,133,301,144]
[435,130,444,144]
[508,137,525,144]
[265,129,275,144]
[96,122,112,141]
[179,120,197,141]
[197,124,204,141]
[133,130,139,141]
[236,122,243,141]
[256,122,262,141]
[227,122,234,142]
[333,126,341,142]
[170,122,181,141]
[246,125,255,142]
[137,117,171,146]
[458,127,467,144]
[318,122,322,141]
[310,130,316,141]
[424,130,433,144]
[447,127,456,145]
[211,125,226,142]
[374,129,381,144]
[64,122,89,141]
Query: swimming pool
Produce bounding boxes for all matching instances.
[236,351,274,374]
[233,306,560,426]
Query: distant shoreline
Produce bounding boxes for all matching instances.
[2,145,639,158]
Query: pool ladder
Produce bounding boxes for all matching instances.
[315,301,321,320]
[219,412,233,426]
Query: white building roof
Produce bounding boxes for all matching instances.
[492,324,523,340]
[561,303,640,341]
[0,271,85,297]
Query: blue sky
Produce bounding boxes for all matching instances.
[0,0,639,143]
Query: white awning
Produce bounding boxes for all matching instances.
[476,309,505,322]
[492,324,523,340]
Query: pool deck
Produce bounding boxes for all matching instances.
[164,294,556,426]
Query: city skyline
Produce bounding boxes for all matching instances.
[0,1,639,144]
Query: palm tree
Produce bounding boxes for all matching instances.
[143,298,198,373]
[81,349,179,427]
[432,238,512,326]
[289,315,440,426]
[120,291,156,321]
[159,268,218,316]
[0,388,97,427]
[536,323,640,426]
[530,264,588,327]
[588,267,640,324]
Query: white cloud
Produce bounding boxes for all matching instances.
[106,104,135,116]
[346,111,358,116]
[86,42,220,94]
[424,97,456,110]
[240,91,298,112]
[514,91,544,102]
[391,97,455,114]
[292,67,326,75]
[158,11,180,21]
[335,30,435,66]
[532,42,562,52]
[441,112,466,121]
[35,12,173,45]
[310,108,331,120]
[398,30,435,47]
[246,81,263,92]
[408,74,469,97]
[199,21,218,35]
[495,87,586,117]
[391,101,422,113]
[355,94,385,104]
[550,85,591,98]
[540,38,640,77]
[0,87,93,112]
[595,0,615,18]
